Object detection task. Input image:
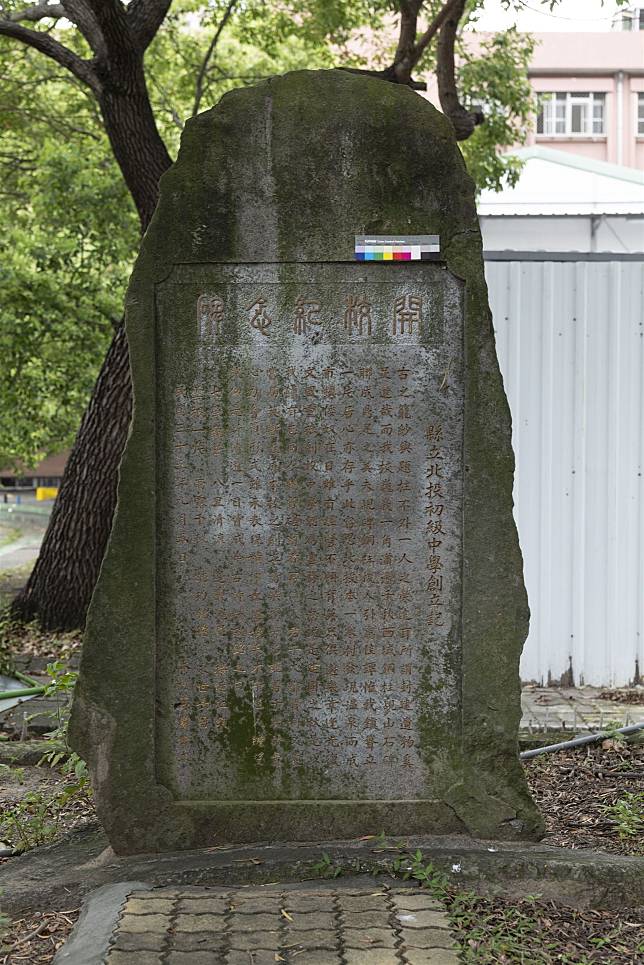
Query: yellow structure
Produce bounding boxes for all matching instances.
[36,487,58,501]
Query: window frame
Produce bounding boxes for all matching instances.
[537,91,606,138]
[638,92,644,137]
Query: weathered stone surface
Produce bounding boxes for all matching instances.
[7,832,644,922]
[70,68,541,853]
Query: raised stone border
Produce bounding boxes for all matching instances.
[3,832,643,919]
[54,878,460,965]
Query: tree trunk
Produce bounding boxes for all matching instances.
[97,59,172,229]
[12,325,131,630]
[11,59,171,630]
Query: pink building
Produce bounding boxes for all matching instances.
[527,29,644,170]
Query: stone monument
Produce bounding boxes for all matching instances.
[70,69,542,854]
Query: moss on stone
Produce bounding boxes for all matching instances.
[70,68,543,855]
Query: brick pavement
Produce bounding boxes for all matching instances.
[102,883,459,965]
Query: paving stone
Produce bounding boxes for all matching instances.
[400,927,457,950]
[229,913,280,932]
[283,895,336,913]
[395,910,450,929]
[105,951,163,965]
[178,888,230,898]
[229,930,281,951]
[231,887,283,898]
[344,950,400,965]
[174,913,227,932]
[111,931,167,952]
[285,888,334,895]
[283,928,337,950]
[342,909,393,929]
[166,953,219,965]
[134,889,181,899]
[284,953,342,965]
[125,897,175,915]
[287,910,336,930]
[230,896,284,914]
[343,928,398,949]
[391,894,443,912]
[176,897,229,914]
[340,889,394,897]
[338,895,390,913]
[118,913,169,934]
[225,952,284,965]
[405,949,461,965]
[168,931,226,952]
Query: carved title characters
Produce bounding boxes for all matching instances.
[393,295,423,335]
[293,295,321,335]
[197,293,224,338]
[344,294,373,336]
[196,292,425,339]
[247,297,272,336]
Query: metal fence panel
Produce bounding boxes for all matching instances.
[486,259,644,686]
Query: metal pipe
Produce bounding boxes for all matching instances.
[615,70,624,166]
[0,686,45,700]
[520,720,644,759]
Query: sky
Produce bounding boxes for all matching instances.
[471,0,627,32]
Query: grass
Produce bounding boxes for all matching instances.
[0,562,33,611]
[390,848,644,963]
[0,528,21,551]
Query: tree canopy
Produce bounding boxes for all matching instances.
[0,0,623,629]
[0,0,543,469]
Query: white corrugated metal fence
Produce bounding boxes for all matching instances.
[487,258,644,687]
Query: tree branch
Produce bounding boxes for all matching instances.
[3,2,65,22]
[412,0,460,65]
[436,0,482,140]
[128,0,172,52]
[192,0,237,117]
[392,0,422,73]
[0,17,99,91]
[82,0,133,58]
[60,0,107,59]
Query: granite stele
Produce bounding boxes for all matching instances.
[70,69,543,854]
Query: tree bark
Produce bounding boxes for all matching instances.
[12,325,132,630]
[11,54,171,630]
[97,59,172,228]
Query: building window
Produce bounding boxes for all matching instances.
[619,7,644,30]
[639,93,644,135]
[537,93,605,137]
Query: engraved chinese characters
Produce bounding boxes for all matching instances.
[71,69,542,853]
[155,263,463,801]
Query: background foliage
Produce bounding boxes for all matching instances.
[0,0,538,469]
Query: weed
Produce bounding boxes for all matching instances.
[311,852,343,878]
[33,660,88,784]
[0,765,25,783]
[1,790,61,851]
[0,606,17,676]
[0,660,90,853]
[391,848,450,894]
[384,843,561,964]
[601,792,644,840]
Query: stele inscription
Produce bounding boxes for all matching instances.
[154,262,463,800]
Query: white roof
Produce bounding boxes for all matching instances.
[478,147,644,216]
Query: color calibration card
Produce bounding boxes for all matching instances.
[355,235,440,261]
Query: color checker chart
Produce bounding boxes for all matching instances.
[354,235,440,261]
